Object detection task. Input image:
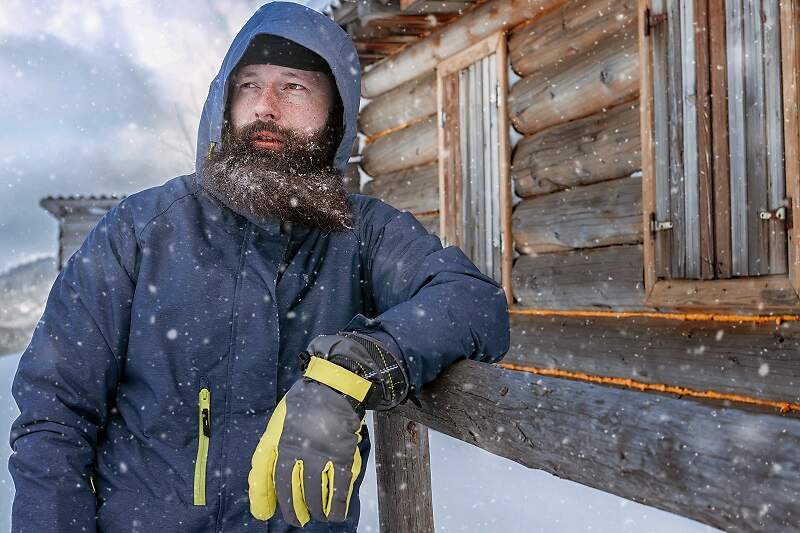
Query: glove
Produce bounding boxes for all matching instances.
[248,356,372,527]
[248,331,411,526]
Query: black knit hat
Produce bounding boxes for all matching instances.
[236,34,332,74]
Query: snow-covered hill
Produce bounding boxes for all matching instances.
[0,257,57,357]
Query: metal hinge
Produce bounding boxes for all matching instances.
[643,8,668,37]
[759,206,786,221]
[440,111,446,128]
[650,213,673,233]
[759,202,793,229]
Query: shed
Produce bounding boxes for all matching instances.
[40,195,124,270]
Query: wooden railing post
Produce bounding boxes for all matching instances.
[373,410,435,533]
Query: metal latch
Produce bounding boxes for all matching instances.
[644,8,668,37]
[650,213,673,233]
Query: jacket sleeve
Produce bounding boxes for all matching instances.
[8,202,138,533]
[344,197,510,393]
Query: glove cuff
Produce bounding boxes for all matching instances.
[300,331,410,411]
[336,331,410,411]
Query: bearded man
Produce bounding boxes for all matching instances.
[9,3,509,532]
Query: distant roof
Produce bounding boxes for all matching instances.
[40,194,125,218]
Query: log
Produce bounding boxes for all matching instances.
[507,313,800,406]
[416,213,439,237]
[360,0,563,98]
[508,32,639,135]
[512,244,649,310]
[361,162,438,213]
[361,115,438,177]
[374,411,435,533]
[396,359,800,532]
[512,101,641,197]
[508,0,637,76]
[359,73,436,137]
[512,175,643,254]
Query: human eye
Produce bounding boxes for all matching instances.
[239,81,259,89]
[284,82,307,92]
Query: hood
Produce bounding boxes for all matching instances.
[195,2,360,177]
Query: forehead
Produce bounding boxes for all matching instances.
[234,63,329,85]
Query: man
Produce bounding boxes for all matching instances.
[8,3,509,532]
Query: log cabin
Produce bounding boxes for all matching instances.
[330,0,800,530]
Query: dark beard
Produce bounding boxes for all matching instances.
[201,118,354,232]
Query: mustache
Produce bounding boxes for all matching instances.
[235,119,296,143]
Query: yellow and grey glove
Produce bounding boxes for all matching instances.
[248,356,373,527]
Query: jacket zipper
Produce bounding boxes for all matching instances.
[194,385,211,506]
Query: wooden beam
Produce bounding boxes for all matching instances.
[781,0,800,295]
[361,162,439,213]
[512,176,643,254]
[359,73,436,137]
[709,0,731,278]
[512,244,651,310]
[508,0,637,77]
[508,31,640,135]
[361,0,564,98]
[511,101,641,197]
[374,411,434,533]
[396,359,800,532]
[507,313,800,405]
[361,115,438,177]
[648,276,800,312]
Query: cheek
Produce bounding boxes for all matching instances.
[282,101,329,134]
[229,94,255,128]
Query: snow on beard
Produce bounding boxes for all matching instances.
[202,117,354,232]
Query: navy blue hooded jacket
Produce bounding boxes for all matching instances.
[8,3,509,532]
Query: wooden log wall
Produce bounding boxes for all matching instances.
[508,2,643,311]
[507,313,800,407]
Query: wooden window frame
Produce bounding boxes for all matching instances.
[436,32,514,305]
[639,0,800,311]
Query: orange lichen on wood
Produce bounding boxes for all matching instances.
[499,362,800,414]
[363,114,433,144]
[508,308,800,325]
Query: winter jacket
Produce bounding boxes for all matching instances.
[8,3,510,532]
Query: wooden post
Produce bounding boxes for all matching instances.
[373,410,435,533]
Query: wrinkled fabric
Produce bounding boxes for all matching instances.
[8,2,510,532]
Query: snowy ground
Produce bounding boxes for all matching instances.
[0,351,717,532]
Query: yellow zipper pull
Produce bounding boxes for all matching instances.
[194,387,211,506]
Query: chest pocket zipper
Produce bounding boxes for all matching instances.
[194,387,211,506]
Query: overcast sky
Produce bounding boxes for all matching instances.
[0,0,330,272]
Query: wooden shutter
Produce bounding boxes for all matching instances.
[437,33,513,302]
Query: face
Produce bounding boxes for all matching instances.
[229,63,336,151]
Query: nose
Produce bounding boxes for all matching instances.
[253,87,282,122]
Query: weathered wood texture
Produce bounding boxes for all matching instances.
[508,0,637,76]
[362,163,439,213]
[374,410,435,533]
[359,73,436,137]
[395,359,800,532]
[416,213,440,237]
[361,0,563,97]
[361,115,438,177]
[512,244,650,310]
[507,313,800,405]
[512,176,642,254]
[508,32,639,135]
[511,101,641,197]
